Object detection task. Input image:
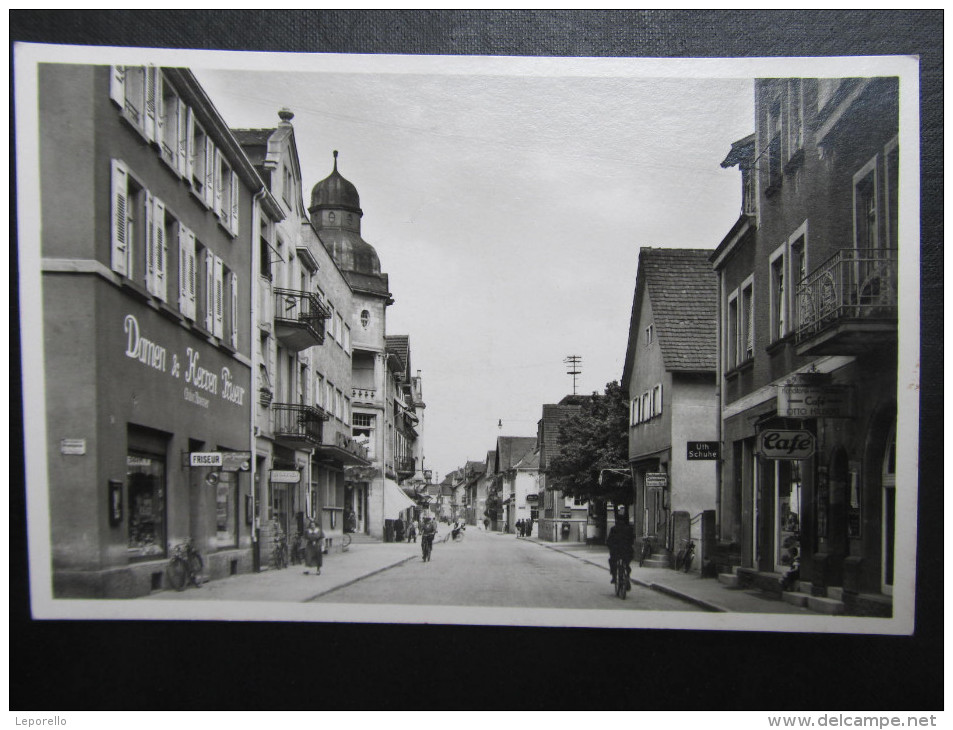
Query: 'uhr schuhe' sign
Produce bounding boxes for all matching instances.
[687,441,720,460]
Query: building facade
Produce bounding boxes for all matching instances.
[536,400,588,543]
[40,64,279,596]
[712,77,899,615]
[621,247,719,571]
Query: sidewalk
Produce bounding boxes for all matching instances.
[522,536,813,615]
[144,538,424,603]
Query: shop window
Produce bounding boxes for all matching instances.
[775,460,801,572]
[215,470,239,549]
[127,450,167,560]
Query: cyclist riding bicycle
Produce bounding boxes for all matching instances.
[606,513,635,585]
[421,516,437,557]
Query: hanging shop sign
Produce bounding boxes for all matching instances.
[221,451,252,472]
[270,470,301,484]
[525,494,539,503]
[645,472,668,488]
[758,429,815,460]
[190,452,223,467]
[778,383,853,419]
[687,441,720,460]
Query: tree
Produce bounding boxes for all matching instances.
[547,381,632,506]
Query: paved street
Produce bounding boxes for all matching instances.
[309,527,698,611]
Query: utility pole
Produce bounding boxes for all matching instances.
[564,355,582,395]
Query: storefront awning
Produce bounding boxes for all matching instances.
[383,479,417,519]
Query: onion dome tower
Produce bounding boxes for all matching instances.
[309,151,390,300]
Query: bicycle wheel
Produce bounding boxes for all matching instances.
[167,558,188,591]
[342,534,351,551]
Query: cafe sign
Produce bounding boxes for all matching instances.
[759,429,815,460]
[778,383,853,419]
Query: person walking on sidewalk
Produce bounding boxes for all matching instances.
[407,519,418,543]
[525,517,533,538]
[394,517,405,543]
[303,518,324,576]
[421,517,437,559]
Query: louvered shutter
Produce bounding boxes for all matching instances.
[110,160,129,276]
[154,71,164,147]
[205,248,214,331]
[144,67,157,144]
[186,106,196,185]
[144,190,155,290]
[176,100,188,177]
[203,138,215,208]
[186,230,197,320]
[213,257,225,339]
[656,383,663,415]
[214,150,224,219]
[230,272,239,348]
[153,197,167,301]
[230,170,240,235]
[746,295,754,357]
[178,224,189,314]
[109,66,125,107]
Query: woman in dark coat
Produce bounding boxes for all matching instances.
[304,518,324,575]
[394,517,405,542]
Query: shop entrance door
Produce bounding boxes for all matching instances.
[773,461,802,574]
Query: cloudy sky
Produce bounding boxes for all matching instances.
[193,58,753,480]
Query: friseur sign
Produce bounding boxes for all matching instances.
[778,383,853,419]
[758,430,815,460]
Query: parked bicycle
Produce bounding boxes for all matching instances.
[167,538,203,591]
[674,538,696,573]
[613,556,632,599]
[271,534,289,570]
[639,536,654,567]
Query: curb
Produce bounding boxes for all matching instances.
[303,554,418,602]
[529,538,726,612]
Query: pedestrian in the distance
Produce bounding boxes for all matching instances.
[483,518,490,531]
[395,517,405,543]
[303,518,324,576]
[407,519,418,543]
[516,519,524,538]
[526,517,533,538]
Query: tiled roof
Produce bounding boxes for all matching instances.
[466,460,486,474]
[495,436,537,473]
[625,248,717,377]
[538,403,582,465]
[385,335,410,373]
[514,448,540,470]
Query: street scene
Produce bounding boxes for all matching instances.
[16,46,917,631]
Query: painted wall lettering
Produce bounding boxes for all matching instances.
[221,367,246,405]
[124,314,168,372]
[185,348,218,394]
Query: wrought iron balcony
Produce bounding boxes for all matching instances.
[396,457,416,476]
[272,403,329,447]
[273,288,331,352]
[796,248,898,356]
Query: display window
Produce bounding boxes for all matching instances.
[215,470,238,548]
[127,451,167,559]
[775,460,802,572]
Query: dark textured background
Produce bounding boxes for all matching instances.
[10,10,943,711]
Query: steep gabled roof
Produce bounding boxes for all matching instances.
[495,436,538,473]
[538,402,583,470]
[622,247,717,385]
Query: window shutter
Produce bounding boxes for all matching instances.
[153,196,167,301]
[203,138,215,208]
[656,383,663,415]
[186,230,197,320]
[144,190,155,291]
[214,150,224,219]
[213,256,224,339]
[176,100,188,177]
[110,160,129,276]
[186,106,196,184]
[230,170,240,235]
[144,66,157,144]
[230,272,239,348]
[109,66,125,107]
[154,71,164,146]
[205,248,214,331]
[178,224,188,314]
